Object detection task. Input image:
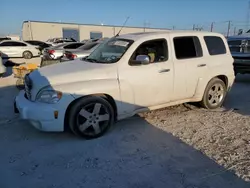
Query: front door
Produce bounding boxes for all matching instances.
[118,38,174,112]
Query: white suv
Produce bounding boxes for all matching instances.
[14,31,235,139]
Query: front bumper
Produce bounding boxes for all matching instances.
[14,90,74,132]
[233,58,250,74]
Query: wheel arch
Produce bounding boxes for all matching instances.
[64,93,118,131]
[194,74,229,101]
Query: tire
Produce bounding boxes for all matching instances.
[68,96,115,139]
[200,78,227,109]
[23,51,33,59]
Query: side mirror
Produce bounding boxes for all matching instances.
[135,55,150,65]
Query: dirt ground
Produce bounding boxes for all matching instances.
[0,66,250,187]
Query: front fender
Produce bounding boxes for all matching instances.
[52,79,123,114]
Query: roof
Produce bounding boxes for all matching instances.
[23,20,171,30]
[117,30,223,41]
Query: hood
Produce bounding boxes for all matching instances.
[29,59,117,88]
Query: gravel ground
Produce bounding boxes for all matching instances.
[0,73,250,188]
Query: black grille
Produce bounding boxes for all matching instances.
[228,40,242,46]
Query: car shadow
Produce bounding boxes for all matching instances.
[223,74,250,116]
[0,83,249,188]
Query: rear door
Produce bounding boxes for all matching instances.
[171,35,207,100]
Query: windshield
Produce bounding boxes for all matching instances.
[84,38,134,63]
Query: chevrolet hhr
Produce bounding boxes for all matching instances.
[14,31,235,139]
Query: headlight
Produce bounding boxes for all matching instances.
[36,87,62,104]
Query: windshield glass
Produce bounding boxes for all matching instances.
[84,37,134,63]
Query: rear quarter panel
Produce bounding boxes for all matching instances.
[193,34,235,100]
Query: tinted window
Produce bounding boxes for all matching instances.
[64,43,84,49]
[0,41,26,47]
[174,36,202,59]
[79,43,99,50]
[130,39,168,65]
[204,36,226,55]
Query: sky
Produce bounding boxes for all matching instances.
[0,0,250,35]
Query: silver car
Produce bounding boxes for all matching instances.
[61,42,102,61]
[42,42,86,60]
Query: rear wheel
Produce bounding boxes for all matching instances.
[200,78,227,109]
[23,51,33,59]
[68,96,114,139]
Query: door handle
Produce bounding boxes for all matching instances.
[159,69,170,73]
[197,64,206,67]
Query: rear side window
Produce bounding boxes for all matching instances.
[173,36,203,59]
[204,36,226,55]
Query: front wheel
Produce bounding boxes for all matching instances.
[68,96,115,139]
[200,78,227,109]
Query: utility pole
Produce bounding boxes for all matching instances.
[210,22,214,32]
[234,26,237,35]
[226,21,231,37]
[143,21,151,32]
[193,24,195,30]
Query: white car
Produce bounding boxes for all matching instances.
[14,31,235,139]
[0,52,6,77]
[0,40,40,60]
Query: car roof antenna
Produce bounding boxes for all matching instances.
[115,16,130,37]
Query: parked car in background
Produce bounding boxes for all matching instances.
[227,34,250,75]
[0,37,11,42]
[61,42,101,61]
[46,38,77,46]
[14,31,235,139]
[25,40,52,52]
[0,40,40,59]
[43,42,86,60]
[0,52,6,77]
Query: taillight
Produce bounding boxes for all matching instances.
[48,50,55,54]
[72,54,77,59]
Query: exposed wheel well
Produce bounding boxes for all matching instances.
[64,94,118,131]
[216,75,228,88]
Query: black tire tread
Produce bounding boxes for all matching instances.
[68,96,114,139]
[200,78,227,109]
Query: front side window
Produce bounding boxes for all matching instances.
[85,37,133,63]
[204,36,226,55]
[130,39,168,65]
[174,36,203,59]
[0,41,26,47]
